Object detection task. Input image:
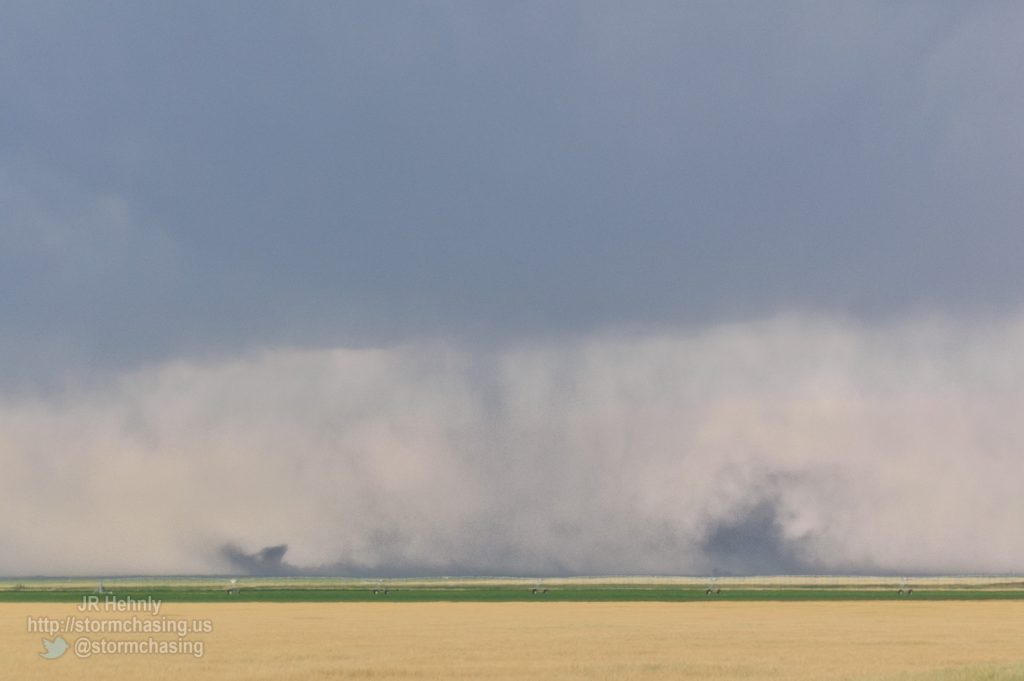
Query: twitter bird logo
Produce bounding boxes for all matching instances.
[40,636,69,660]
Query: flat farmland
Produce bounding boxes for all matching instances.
[3,601,1024,681]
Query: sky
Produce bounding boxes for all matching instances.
[2,2,1024,576]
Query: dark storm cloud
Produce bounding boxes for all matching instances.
[221,544,297,577]
[701,500,815,577]
[3,2,1024,384]
[4,4,1024,578]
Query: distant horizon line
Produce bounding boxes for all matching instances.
[4,573,1024,581]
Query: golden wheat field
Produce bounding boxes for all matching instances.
[3,601,1024,681]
